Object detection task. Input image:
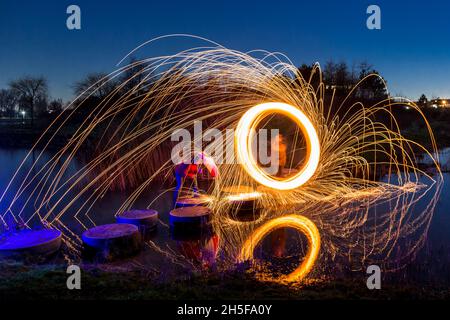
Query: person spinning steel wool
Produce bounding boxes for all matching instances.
[173,152,218,204]
[174,162,199,203]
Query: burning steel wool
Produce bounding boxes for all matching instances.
[0,36,442,282]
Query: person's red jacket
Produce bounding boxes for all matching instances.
[186,164,198,178]
[175,163,198,178]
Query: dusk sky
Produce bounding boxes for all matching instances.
[0,0,449,101]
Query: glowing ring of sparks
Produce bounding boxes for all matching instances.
[235,102,320,190]
[239,215,320,282]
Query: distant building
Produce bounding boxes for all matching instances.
[429,98,450,108]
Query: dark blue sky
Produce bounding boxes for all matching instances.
[1,0,449,101]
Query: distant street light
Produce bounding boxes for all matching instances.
[20,110,26,124]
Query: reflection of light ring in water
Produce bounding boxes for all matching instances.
[239,215,320,282]
[235,102,320,190]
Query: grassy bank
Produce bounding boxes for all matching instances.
[1,262,449,300]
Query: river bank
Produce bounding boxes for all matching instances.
[1,260,449,300]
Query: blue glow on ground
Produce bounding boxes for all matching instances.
[0,229,61,250]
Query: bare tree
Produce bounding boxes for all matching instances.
[48,98,63,113]
[323,60,336,87]
[119,57,152,96]
[73,73,117,100]
[335,62,350,89]
[9,76,48,125]
[323,60,353,92]
[0,88,17,118]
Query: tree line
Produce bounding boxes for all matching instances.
[0,59,433,126]
[297,60,389,102]
[0,58,150,126]
[0,77,63,126]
